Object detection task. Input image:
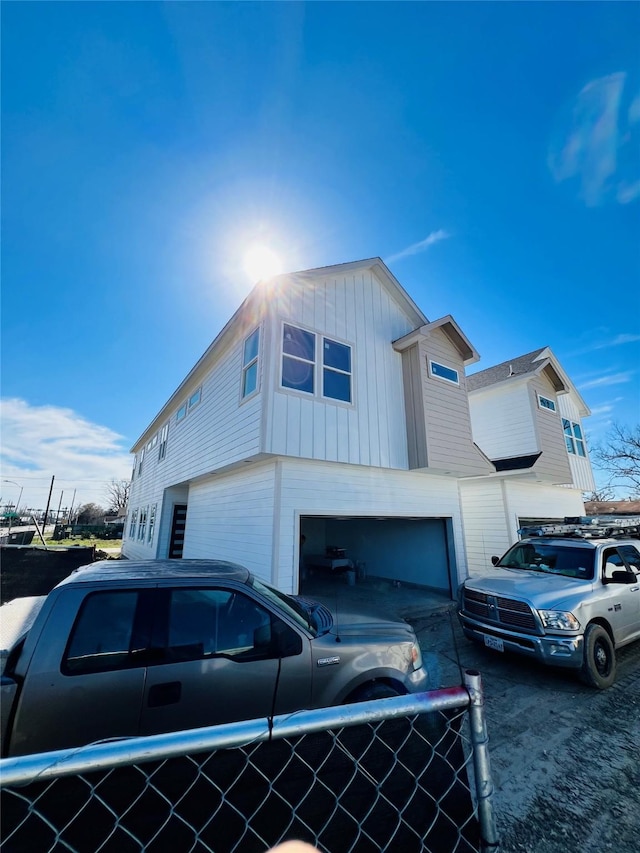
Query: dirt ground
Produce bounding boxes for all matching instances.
[305,575,640,853]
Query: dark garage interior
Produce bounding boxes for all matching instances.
[299,515,456,596]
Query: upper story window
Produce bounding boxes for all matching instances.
[323,338,352,402]
[129,509,138,539]
[563,419,586,457]
[429,360,459,385]
[176,402,187,422]
[242,327,260,399]
[137,447,145,477]
[158,423,169,461]
[538,394,557,413]
[282,324,315,394]
[188,387,201,410]
[281,323,352,403]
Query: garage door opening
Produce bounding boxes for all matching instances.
[299,515,455,598]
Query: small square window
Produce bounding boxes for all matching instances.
[176,402,187,422]
[188,388,201,409]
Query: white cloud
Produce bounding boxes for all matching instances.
[577,371,635,391]
[386,229,451,263]
[567,332,640,357]
[0,398,132,512]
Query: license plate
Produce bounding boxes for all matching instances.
[484,635,504,652]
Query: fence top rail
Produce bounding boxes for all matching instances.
[0,686,470,789]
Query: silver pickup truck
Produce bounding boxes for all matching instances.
[0,559,428,757]
[458,518,640,688]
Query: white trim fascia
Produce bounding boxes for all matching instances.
[393,314,480,364]
[532,347,591,416]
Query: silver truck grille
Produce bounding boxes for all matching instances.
[463,589,537,631]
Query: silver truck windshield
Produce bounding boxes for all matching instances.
[498,542,595,580]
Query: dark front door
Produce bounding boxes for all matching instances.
[169,504,187,558]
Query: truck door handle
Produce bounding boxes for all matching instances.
[148,681,182,707]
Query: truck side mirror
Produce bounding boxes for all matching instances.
[272,619,302,658]
[491,556,500,566]
[605,570,635,585]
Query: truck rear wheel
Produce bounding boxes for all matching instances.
[580,624,616,689]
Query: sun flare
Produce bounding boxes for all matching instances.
[243,244,283,282]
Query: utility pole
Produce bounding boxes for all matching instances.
[42,476,55,534]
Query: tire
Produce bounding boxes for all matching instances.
[580,624,616,689]
[348,682,402,703]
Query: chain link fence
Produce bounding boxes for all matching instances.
[1,671,497,853]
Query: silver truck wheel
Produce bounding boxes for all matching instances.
[580,624,616,689]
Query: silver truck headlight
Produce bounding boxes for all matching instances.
[538,610,580,631]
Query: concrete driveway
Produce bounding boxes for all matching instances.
[304,574,640,853]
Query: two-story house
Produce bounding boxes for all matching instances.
[123,258,594,594]
[459,347,595,575]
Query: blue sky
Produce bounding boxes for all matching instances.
[2,1,639,511]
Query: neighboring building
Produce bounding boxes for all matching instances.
[123,259,595,593]
[459,348,595,575]
[584,500,640,516]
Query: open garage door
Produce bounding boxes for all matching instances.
[300,516,454,596]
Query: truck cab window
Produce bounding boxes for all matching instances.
[64,592,140,674]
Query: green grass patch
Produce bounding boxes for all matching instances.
[44,537,122,550]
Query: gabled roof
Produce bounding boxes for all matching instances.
[131,258,428,450]
[393,314,480,365]
[467,347,551,390]
[466,346,590,415]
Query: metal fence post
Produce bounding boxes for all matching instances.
[464,669,499,852]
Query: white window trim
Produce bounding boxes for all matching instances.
[428,359,460,386]
[537,394,557,413]
[241,326,261,401]
[279,321,354,406]
[188,387,202,410]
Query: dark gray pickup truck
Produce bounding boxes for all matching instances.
[1,559,428,756]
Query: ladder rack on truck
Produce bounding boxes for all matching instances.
[518,516,640,539]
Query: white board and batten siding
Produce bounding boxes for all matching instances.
[265,268,414,470]
[460,478,586,578]
[468,381,537,460]
[276,458,468,593]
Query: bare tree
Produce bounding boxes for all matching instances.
[105,479,130,514]
[585,487,617,502]
[590,423,640,497]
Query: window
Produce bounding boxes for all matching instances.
[158,423,169,461]
[538,394,557,412]
[242,327,260,398]
[148,504,157,543]
[323,337,352,402]
[563,419,586,456]
[429,360,459,385]
[281,324,353,403]
[176,402,187,422]
[138,506,148,541]
[64,591,140,674]
[188,387,201,410]
[164,588,297,663]
[619,545,640,576]
[137,447,145,477]
[282,324,315,394]
[129,509,138,538]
